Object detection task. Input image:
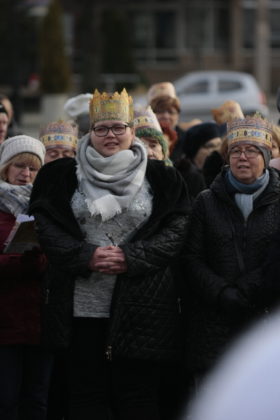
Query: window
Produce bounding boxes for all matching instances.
[155,11,175,49]
[218,80,243,92]
[185,4,229,51]
[181,80,209,94]
[130,10,177,62]
[243,7,280,49]
[270,9,280,48]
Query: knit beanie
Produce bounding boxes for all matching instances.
[183,122,221,159]
[0,135,45,166]
[136,127,169,159]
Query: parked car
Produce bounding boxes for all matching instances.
[173,70,268,120]
[133,70,269,122]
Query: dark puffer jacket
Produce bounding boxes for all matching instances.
[183,167,280,373]
[29,157,190,362]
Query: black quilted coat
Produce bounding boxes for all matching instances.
[184,167,280,373]
[29,157,190,362]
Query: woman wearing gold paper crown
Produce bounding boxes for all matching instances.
[29,88,190,419]
[183,114,280,397]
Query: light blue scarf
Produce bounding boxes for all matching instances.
[226,169,270,220]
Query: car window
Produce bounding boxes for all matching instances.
[181,80,209,94]
[218,79,243,92]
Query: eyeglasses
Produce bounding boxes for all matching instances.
[92,124,129,137]
[229,148,261,159]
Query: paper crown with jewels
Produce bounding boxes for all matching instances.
[39,120,78,150]
[133,105,162,132]
[227,114,273,150]
[89,88,134,124]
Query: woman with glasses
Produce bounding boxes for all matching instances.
[182,114,280,397]
[0,136,53,420]
[29,88,190,420]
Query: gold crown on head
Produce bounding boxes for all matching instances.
[227,114,273,150]
[90,88,134,124]
[39,120,78,150]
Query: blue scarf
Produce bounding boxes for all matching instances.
[226,169,269,220]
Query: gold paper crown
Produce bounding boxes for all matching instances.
[212,100,244,124]
[133,105,162,132]
[89,88,133,124]
[227,114,273,150]
[39,120,78,150]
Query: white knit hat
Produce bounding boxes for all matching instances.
[0,135,46,166]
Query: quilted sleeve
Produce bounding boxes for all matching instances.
[33,211,97,278]
[121,213,188,276]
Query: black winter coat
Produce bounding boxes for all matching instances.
[184,167,280,373]
[29,157,190,363]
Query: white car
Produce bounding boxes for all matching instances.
[134,70,269,122]
[173,70,269,121]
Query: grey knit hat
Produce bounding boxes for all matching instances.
[0,135,46,166]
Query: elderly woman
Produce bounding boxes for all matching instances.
[134,105,172,165]
[0,136,53,420]
[29,88,190,420]
[183,115,280,394]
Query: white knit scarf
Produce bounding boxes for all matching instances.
[76,134,148,221]
[0,180,32,216]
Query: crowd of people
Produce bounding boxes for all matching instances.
[1,81,280,420]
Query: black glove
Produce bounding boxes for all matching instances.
[219,286,250,320]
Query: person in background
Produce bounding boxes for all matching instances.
[211,100,245,132]
[174,122,221,200]
[64,93,93,137]
[39,120,78,163]
[0,103,9,144]
[134,105,171,165]
[39,120,77,420]
[29,88,190,420]
[183,115,280,403]
[183,122,222,171]
[271,124,280,159]
[202,100,245,187]
[0,94,20,138]
[0,135,53,420]
[147,82,188,163]
[39,119,78,420]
